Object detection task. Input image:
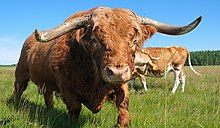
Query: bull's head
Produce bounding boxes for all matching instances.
[34,7,202,84]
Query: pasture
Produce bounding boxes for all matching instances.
[0,66,219,127]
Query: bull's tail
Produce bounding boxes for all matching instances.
[187,52,201,75]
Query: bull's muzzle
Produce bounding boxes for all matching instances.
[102,65,131,83]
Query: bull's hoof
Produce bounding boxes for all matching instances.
[13,94,21,103]
[92,109,101,114]
[115,124,129,128]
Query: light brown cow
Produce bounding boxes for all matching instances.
[131,46,201,93]
[14,7,202,127]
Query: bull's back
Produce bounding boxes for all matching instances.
[16,34,57,87]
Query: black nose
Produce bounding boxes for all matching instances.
[105,67,114,77]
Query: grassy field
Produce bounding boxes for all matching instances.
[0,66,219,128]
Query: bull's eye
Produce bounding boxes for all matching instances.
[94,42,99,48]
[133,39,138,44]
[130,39,138,48]
[130,39,138,53]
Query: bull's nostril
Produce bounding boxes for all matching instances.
[124,67,129,74]
[106,67,114,77]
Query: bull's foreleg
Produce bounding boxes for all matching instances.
[61,90,82,121]
[43,87,54,109]
[115,83,130,128]
[57,75,82,121]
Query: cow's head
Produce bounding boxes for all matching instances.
[34,7,202,84]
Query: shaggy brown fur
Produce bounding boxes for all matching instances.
[14,7,157,127]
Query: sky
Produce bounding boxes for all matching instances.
[0,0,219,65]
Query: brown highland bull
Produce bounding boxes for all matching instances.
[14,7,202,127]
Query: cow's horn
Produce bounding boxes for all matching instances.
[35,14,92,42]
[138,16,202,35]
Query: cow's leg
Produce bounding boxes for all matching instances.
[139,74,148,91]
[129,78,136,91]
[180,71,186,93]
[115,83,130,128]
[14,65,30,100]
[171,70,181,93]
[43,87,54,109]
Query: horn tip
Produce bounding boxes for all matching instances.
[198,16,202,22]
[192,16,202,29]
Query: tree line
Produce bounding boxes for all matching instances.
[185,50,220,66]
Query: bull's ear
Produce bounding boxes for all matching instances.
[141,25,157,40]
[82,21,94,40]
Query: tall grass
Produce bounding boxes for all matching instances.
[0,66,220,127]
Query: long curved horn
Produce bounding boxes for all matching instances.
[138,16,202,35]
[35,14,92,42]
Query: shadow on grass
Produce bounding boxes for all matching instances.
[5,96,88,128]
[0,117,11,126]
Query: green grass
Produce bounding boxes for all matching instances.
[0,66,220,127]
